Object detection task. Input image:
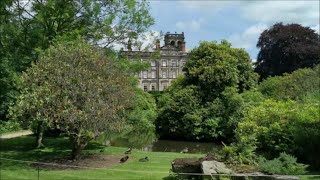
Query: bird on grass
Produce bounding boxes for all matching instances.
[180,147,189,153]
[124,147,132,154]
[139,157,149,162]
[120,156,129,163]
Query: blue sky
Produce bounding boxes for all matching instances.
[147,1,320,61]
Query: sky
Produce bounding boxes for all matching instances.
[147,0,320,61]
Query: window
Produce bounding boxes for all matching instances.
[151,61,156,67]
[151,71,156,78]
[172,60,177,67]
[143,71,148,78]
[162,60,167,67]
[163,84,168,90]
[162,71,167,78]
[143,85,148,91]
[182,60,186,66]
[172,71,176,78]
[151,85,156,91]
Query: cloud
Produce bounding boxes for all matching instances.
[311,24,320,34]
[111,30,161,51]
[179,1,240,12]
[180,1,319,26]
[241,1,319,26]
[175,18,206,32]
[227,23,268,49]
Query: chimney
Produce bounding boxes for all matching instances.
[155,39,160,49]
[181,42,186,53]
[127,39,132,51]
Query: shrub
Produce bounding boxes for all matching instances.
[258,153,307,175]
[0,120,21,133]
[232,98,320,169]
[258,66,320,101]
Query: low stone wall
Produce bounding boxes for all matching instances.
[171,156,300,180]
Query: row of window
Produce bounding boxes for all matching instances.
[148,60,185,67]
[143,83,168,91]
[142,71,177,78]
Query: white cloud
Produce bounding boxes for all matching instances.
[311,24,320,34]
[175,18,206,32]
[179,1,240,12]
[180,1,319,27]
[227,23,268,49]
[111,30,161,51]
[241,1,319,26]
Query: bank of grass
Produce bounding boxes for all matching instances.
[0,136,319,180]
[0,136,203,180]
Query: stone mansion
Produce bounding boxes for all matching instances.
[121,32,188,91]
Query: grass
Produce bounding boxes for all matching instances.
[0,135,203,180]
[1,136,319,180]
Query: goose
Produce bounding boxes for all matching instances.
[139,157,149,162]
[124,147,132,154]
[180,147,189,153]
[120,156,129,163]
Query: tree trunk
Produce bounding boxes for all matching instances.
[71,136,88,160]
[36,123,45,148]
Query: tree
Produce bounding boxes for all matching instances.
[255,23,320,80]
[1,0,154,121]
[0,0,33,120]
[184,40,258,102]
[156,40,258,141]
[15,0,154,48]
[9,40,135,159]
[113,89,157,148]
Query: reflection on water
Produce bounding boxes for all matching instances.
[141,140,221,154]
[111,139,222,154]
[97,130,222,154]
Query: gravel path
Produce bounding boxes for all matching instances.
[0,130,33,139]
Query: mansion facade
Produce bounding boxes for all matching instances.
[121,32,188,91]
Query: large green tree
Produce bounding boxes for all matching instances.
[10,40,135,159]
[1,0,154,121]
[15,0,154,48]
[255,23,320,80]
[184,40,258,102]
[0,0,33,120]
[156,40,258,141]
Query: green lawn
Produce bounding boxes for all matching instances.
[1,136,319,180]
[0,136,203,180]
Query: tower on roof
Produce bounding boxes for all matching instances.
[164,32,186,52]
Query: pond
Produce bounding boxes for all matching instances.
[109,139,222,154]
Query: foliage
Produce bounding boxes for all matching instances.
[229,98,320,169]
[255,23,320,80]
[0,0,32,121]
[184,40,258,101]
[156,85,204,140]
[156,40,258,141]
[0,120,21,134]
[9,40,135,159]
[258,153,307,175]
[0,0,154,121]
[101,89,157,148]
[258,66,320,101]
[15,0,154,48]
[96,49,158,148]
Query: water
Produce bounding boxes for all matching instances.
[110,139,222,154]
